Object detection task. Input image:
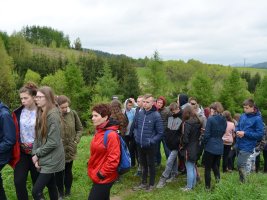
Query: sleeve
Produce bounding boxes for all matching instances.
[73,110,83,143]
[0,112,16,153]
[152,113,164,143]
[35,115,61,157]
[99,132,120,177]
[203,118,212,145]
[244,117,264,141]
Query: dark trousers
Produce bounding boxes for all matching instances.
[204,151,221,188]
[55,170,64,197]
[228,147,236,170]
[55,161,74,196]
[14,152,39,200]
[222,145,231,172]
[32,173,58,200]
[263,150,267,172]
[0,165,7,200]
[138,145,156,186]
[65,161,73,194]
[88,182,114,200]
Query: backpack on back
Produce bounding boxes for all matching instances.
[104,130,131,175]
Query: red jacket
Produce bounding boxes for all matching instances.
[88,124,120,184]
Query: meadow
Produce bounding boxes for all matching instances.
[3,135,267,200]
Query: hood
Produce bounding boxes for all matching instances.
[157,96,166,109]
[0,101,10,113]
[96,118,119,133]
[178,94,188,107]
[246,107,262,118]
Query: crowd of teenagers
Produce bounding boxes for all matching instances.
[0,83,266,200]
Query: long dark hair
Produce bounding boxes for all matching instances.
[182,105,201,124]
[35,86,56,139]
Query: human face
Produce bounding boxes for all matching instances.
[35,91,47,109]
[210,108,215,116]
[189,100,198,109]
[137,97,143,108]
[59,102,69,114]
[156,99,164,109]
[243,105,254,114]
[92,111,108,127]
[143,97,154,111]
[126,102,133,110]
[171,108,180,114]
[20,92,36,109]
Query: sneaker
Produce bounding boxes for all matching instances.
[146,185,155,192]
[166,175,177,183]
[181,187,192,192]
[156,177,167,188]
[132,183,147,191]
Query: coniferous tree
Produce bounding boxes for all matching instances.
[254,75,267,121]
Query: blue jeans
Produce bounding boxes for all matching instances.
[162,150,178,178]
[185,161,196,189]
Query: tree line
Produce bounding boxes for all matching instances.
[0,26,267,132]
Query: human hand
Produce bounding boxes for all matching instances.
[32,155,38,164]
[236,131,245,138]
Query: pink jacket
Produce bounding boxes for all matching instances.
[222,121,235,145]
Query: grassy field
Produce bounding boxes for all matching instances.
[3,135,267,200]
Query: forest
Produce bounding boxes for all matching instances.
[1,25,267,132]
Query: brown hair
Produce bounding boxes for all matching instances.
[143,94,154,100]
[182,105,201,123]
[56,95,71,106]
[169,102,179,111]
[222,110,233,122]
[110,100,128,136]
[92,103,111,119]
[243,98,255,107]
[210,102,224,114]
[19,82,38,96]
[35,86,56,139]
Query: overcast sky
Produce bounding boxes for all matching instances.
[1,0,267,65]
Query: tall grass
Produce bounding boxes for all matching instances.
[3,136,267,200]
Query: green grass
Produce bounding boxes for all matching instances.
[3,136,267,199]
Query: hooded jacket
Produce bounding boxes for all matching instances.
[134,105,164,148]
[203,114,227,155]
[182,118,202,162]
[88,119,120,184]
[0,101,16,165]
[236,110,264,153]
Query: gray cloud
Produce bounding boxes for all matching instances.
[1,0,267,65]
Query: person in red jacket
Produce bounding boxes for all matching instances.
[88,103,120,200]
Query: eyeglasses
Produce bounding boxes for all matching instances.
[190,102,197,105]
[35,96,45,100]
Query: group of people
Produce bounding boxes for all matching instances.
[88,93,265,199]
[0,83,83,200]
[0,87,265,200]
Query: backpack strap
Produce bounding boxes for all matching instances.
[103,130,113,148]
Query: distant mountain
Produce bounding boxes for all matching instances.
[231,63,255,67]
[251,62,267,69]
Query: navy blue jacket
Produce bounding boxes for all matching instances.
[134,105,164,148]
[203,114,227,155]
[236,110,264,153]
[0,101,16,165]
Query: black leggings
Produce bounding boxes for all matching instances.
[204,151,221,188]
[88,182,114,200]
[32,173,58,200]
[222,145,231,172]
[55,161,74,196]
[14,152,39,200]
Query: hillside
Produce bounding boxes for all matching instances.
[252,62,267,69]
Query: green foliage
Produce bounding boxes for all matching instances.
[41,69,67,94]
[188,73,214,107]
[255,75,267,121]
[219,69,251,114]
[73,37,82,50]
[24,69,41,84]
[143,52,168,97]
[21,25,70,48]
[94,63,119,99]
[0,37,16,107]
